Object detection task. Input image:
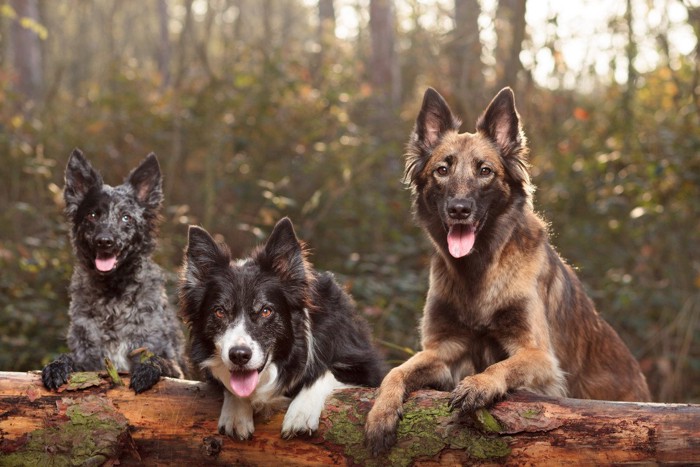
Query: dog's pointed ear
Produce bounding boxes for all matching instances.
[180,225,231,324]
[476,87,526,158]
[64,148,103,216]
[261,217,308,283]
[405,88,461,186]
[184,226,231,282]
[414,88,461,149]
[127,153,163,209]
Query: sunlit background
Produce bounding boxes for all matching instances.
[0,0,698,403]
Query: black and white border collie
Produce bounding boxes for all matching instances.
[179,217,385,439]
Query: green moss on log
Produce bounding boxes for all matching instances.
[324,392,510,466]
[0,395,129,466]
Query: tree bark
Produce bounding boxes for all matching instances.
[495,0,527,93]
[10,0,43,101]
[369,0,400,116]
[450,0,485,126]
[0,371,698,465]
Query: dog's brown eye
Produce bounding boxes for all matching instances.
[435,166,449,176]
[214,308,225,319]
[479,167,493,176]
[260,306,273,318]
[88,212,98,222]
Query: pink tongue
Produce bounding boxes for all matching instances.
[447,225,476,258]
[95,256,117,272]
[229,370,259,398]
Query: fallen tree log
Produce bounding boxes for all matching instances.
[0,371,698,465]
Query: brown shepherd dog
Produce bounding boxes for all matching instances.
[364,87,651,455]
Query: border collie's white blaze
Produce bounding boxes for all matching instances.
[180,217,386,439]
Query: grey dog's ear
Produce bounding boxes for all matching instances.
[64,148,103,218]
[127,153,163,209]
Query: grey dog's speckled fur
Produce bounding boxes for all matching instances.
[42,149,187,392]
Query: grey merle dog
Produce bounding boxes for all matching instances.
[42,149,188,393]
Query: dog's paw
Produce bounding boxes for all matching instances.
[129,360,162,394]
[364,399,403,456]
[449,374,505,413]
[218,401,254,440]
[41,354,75,390]
[280,401,321,439]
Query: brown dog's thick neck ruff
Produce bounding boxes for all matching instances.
[365,87,650,456]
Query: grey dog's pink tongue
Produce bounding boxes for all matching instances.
[95,256,117,272]
[229,370,259,398]
[447,225,475,258]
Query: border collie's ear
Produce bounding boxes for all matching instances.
[183,226,231,284]
[127,153,163,209]
[476,88,526,159]
[405,88,462,185]
[262,217,308,283]
[64,148,103,217]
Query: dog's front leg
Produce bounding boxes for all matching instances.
[364,347,455,456]
[449,332,566,412]
[219,390,255,440]
[281,370,347,439]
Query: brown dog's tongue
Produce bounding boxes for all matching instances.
[447,225,475,258]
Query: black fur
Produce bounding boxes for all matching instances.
[180,217,386,438]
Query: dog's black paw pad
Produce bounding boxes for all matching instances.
[41,355,75,390]
[129,361,162,394]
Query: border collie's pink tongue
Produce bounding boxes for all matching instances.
[95,256,117,272]
[230,370,259,398]
[447,225,476,258]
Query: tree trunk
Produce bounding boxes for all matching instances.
[450,0,485,126]
[10,0,43,101]
[369,0,400,116]
[157,0,171,89]
[495,0,527,93]
[0,371,698,465]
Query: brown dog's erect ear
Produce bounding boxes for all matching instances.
[476,87,526,158]
[414,88,462,148]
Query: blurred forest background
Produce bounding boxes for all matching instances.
[0,0,698,403]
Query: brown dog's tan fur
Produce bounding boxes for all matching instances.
[364,87,650,455]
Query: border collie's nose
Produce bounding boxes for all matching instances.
[448,198,475,220]
[95,235,115,249]
[229,346,252,365]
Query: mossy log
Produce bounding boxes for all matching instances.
[0,371,698,466]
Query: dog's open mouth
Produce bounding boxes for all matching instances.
[229,370,260,398]
[95,253,119,273]
[447,224,476,258]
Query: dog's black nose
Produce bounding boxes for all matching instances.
[447,198,474,220]
[229,346,252,365]
[95,236,115,249]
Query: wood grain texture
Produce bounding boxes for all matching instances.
[0,371,697,465]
